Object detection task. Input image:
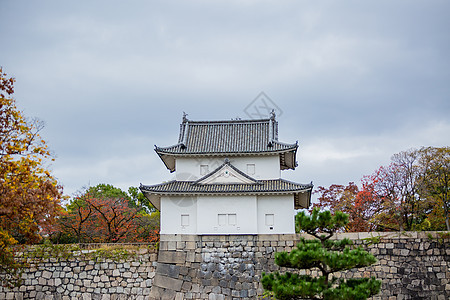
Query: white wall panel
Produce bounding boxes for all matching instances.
[175,156,280,180]
[257,195,295,234]
[160,196,197,234]
[197,195,257,234]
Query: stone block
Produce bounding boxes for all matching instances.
[54,278,62,286]
[176,241,186,249]
[42,270,52,279]
[179,266,189,276]
[167,241,177,251]
[258,234,279,241]
[191,283,200,293]
[186,251,196,262]
[175,292,184,300]
[5,293,14,300]
[181,281,192,291]
[278,234,296,241]
[159,241,169,251]
[159,251,187,264]
[161,289,176,300]
[153,274,183,291]
[385,243,395,249]
[82,293,92,300]
[157,263,181,278]
[148,286,164,300]
[400,249,410,256]
[185,241,196,250]
[160,234,197,242]
[38,277,46,285]
[85,265,94,271]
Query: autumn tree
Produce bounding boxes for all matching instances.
[312,182,380,232]
[365,148,450,231]
[314,147,449,232]
[261,208,381,299]
[128,186,155,213]
[51,184,159,243]
[0,67,63,287]
[371,150,425,230]
[417,147,450,230]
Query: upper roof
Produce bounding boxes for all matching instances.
[155,111,298,171]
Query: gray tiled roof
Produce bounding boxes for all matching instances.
[155,117,297,155]
[155,114,299,171]
[140,179,313,210]
[140,179,312,195]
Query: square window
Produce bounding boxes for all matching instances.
[228,214,237,226]
[247,164,255,175]
[265,214,274,226]
[181,214,189,226]
[218,214,226,226]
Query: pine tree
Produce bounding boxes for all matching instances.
[261,208,381,299]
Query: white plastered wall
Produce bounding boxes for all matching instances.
[257,195,295,234]
[175,156,280,181]
[160,194,295,235]
[160,196,197,234]
[197,195,257,234]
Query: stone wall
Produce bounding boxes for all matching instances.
[150,232,449,300]
[0,244,158,300]
[1,233,449,299]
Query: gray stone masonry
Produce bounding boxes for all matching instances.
[150,232,449,300]
[1,233,449,299]
[0,245,158,300]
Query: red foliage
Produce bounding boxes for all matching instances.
[313,147,449,232]
[51,192,160,243]
[312,181,382,232]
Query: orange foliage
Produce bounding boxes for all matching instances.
[1,67,63,287]
[314,147,449,232]
[51,188,159,243]
[0,67,63,244]
[312,182,380,232]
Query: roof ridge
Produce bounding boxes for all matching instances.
[185,118,271,124]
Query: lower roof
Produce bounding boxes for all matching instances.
[140,179,313,211]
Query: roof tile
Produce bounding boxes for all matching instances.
[140,179,312,195]
[156,118,297,155]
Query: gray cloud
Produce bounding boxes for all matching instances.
[1,0,449,197]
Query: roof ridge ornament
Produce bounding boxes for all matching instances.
[270,109,276,120]
[268,110,275,147]
[180,112,189,149]
[182,111,188,123]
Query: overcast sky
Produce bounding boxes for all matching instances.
[1,1,449,200]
